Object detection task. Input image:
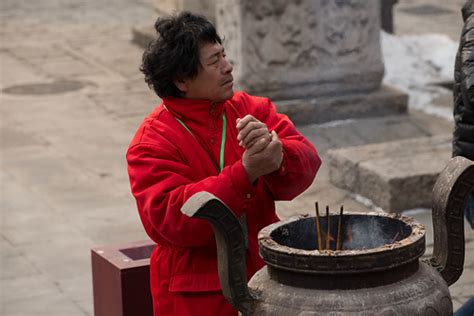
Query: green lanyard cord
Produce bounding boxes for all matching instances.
[165,104,226,172]
[220,114,227,172]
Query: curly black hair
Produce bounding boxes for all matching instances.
[140,11,222,98]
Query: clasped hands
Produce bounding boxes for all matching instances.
[236,115,283,183]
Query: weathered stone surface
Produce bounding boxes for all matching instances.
[217,0,384,100]
[299,114,430,152]
[2,292,87,316]
[275,84,408,124]
[131,24,156,47]
[153,0,215,22]
[152,0,179,15]
[328,134,452,212]
[134,0,216,47]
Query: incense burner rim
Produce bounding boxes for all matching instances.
[258,211,426,274]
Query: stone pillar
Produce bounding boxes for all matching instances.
[217,0,407,124]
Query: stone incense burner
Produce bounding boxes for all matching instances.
[182,157,473,315]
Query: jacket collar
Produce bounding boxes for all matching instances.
[162,97,225,122]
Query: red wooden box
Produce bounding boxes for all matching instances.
[91,240,156,316]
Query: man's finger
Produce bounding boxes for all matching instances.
[236,114,257,130]
[237,121,266,141]
[266,131,282,152]
[270,130,279,142]
[239,128,270,147]
[243,132,271,148]
[246,137,269,155]
[241,133,272,148]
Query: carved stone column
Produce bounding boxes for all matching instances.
[217,0,407,124]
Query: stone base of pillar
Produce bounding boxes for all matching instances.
[274,85,408,125]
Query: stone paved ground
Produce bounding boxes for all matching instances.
[1,0,472,315]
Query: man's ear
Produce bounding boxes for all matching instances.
[174,78,188,94]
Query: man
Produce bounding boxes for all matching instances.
[127,12,321,315]
[453,2,474,315]
[453,0,474,229]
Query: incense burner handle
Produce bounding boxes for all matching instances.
[424,156,474,285]
[181,192,257,315]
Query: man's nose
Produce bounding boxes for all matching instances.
[222,58,233,74]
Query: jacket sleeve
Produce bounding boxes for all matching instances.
[256,98,321,200]
[454,11,474,160]
[127,142,255,248]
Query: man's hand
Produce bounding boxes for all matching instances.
[236,115,272,148]
[236,115,283,182]
[242,131,283,183]
[241,131,283,183]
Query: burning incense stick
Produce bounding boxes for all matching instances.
[314,202,323,251]
[390,232,400,244]
[326,206,330,250]
[336,205,344,251]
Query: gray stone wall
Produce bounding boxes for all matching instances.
[217,0,384,100]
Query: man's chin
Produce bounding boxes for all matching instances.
[226,90,235,100]
[211,89,234,103]
[216,90,234,103]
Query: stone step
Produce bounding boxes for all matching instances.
[275,85,408,125]
[327,134,452,212]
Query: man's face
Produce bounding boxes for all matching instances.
[177,42,234,103]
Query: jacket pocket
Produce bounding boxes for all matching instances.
[168,271,222,292]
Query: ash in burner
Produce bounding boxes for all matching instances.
[271,214,411,252]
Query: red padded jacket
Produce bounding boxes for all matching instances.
[127,91,321,315]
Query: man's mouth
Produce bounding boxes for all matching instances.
[222,77,233,86]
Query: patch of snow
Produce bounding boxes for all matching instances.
[381,31,458,120]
